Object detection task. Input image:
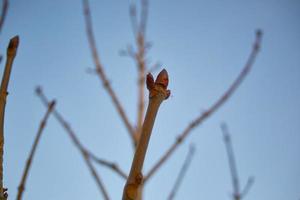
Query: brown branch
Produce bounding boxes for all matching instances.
[122,69,170,200]
[0,35,19,200]
[221,123,254,200]
[35,87,110,200]
[167,144,196,200]
[0,0,8,34]
[82,0,137,145]
[88,151,127,180]
[144,30,263,182]
[16,100,56,200]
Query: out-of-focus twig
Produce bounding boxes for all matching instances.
[16,100,56,200]
[35,87,110,200]
[221,123,254,200]
[88,151,127,180]
[168,144,196,200]
[144,30,263,182]
[0,35,19,200]
[0,0,8,34]
[82,0,137,145]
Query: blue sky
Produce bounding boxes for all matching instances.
[1,0,299,199]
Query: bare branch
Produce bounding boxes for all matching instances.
[0,35,19,200]
[168,144,196,200]
[88,151,127,180]
[35,87,110,200]
[82,0,137,145]
[16,100,56,200]
[0,0,8,34]
[240,176,255,199]
[145,30,263,182]
[122,70,170,200]
[221,123,240,199]
[221,123,254,200]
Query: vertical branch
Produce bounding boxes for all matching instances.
[122,69,170,200]
[221,123,254,200]
[144,30,262,182]
[0,0,8,34]
[0,35,19,200]
[16,101,56,200]
[35,88,110,200]
[82,0,137,145]
[221,123,240,199]
[134,0,149,141]
[168,144,196,200]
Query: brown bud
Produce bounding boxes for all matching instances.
[155,69,169,89]
[146,73,155,90]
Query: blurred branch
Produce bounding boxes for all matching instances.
[82,0,137,145]
[35,87,110,200]
[221,123,254,200]
[144,30,263,182]
[88,151,127,180]
[168,144,196,200]
[16,100,56,200]
[0,35,19,200]
[0,0,8,34]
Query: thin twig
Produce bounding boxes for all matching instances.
[0,35,19,200]
[240,176,254,199]
[16,101,56,200]
[88,151,127,180]
[35,87,110,200]
[168,144,196,200]
[144,30,262,182]
[82,0,137,145]
[0,0,8,34]
[221,123,240,199]
[221,123,254,200]
[132,0,149,142]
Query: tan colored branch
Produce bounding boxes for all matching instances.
[221,123,254,200]
[16,100,56,200]
[0,0,8,34]
[168,144,196,200]
[0,35,19,200]
[122,69,170,200]
[88,151,127,180]
[35,87,110,200]
[145,30,263,182]
[82,0,137,145]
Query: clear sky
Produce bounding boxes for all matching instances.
[1,0,299,199]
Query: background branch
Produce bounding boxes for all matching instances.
[221,123,254,200]
[167,144,196,200]
[88,151,127,180]
[82,0,137,145]
[0,35,19,200]
[16,100,56,200]
[144,30,262,182]
[35,87,110,200]
[0,0,8,34]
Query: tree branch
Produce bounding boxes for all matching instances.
[0,0,8,34]
[82,0,137,145]
[35,87,110,200]
[221,123,254,200]
[16,100,56,200]
[167,144,196,200]
[122,69,170,200]
[0,35,19,200]
[144,30,262,182]
[88,151,127,180]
